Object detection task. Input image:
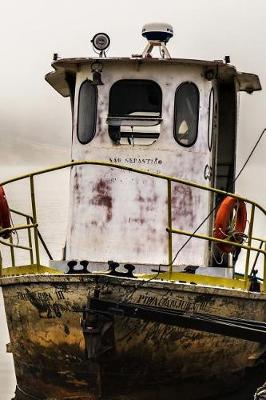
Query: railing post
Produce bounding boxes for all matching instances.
[30,176,40,270]
[167,179,173,274]
[0,250,2,276]
[244,204,255,289]
[263,240,266,292]
[9,235,15,267]
[27,216,34,265]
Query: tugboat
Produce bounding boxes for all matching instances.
[0,23,266,400]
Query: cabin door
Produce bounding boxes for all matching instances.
[209,79,237,267]
[215,79,237,192]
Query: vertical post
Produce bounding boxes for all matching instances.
[244,204,255,289]
[27,216,34,265]
[30,176,40,269]
[9,234,15,267]
[263,240,266,293]
[167,179,173,274]
[0,249,2,276]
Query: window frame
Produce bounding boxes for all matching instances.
[77,79,98,145]
[108,79,162,118]
[107,79,163,145]
[208,87,214,151]
[173,81,200,148]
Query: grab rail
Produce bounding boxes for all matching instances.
[0,161,265,290]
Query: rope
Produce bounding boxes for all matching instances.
[234,128,266,182]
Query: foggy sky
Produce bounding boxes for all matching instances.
[0,0,265,202]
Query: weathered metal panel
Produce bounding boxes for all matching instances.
[67,63,212,267]
[46,57,261,97]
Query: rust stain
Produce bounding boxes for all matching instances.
[131,217,145,225]
[134,182,159,225]
[172,184,195,228]
[136,193,145,203]
[73,168,82,203]
[147,227,156,242]
[146,192,158,211]
[89,179,113,222]
[74,170,79,191]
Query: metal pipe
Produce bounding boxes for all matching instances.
[167,227,266,257]
[263,242,266,292]
[0,223,37,236]
[9,235,15,267]
[10,209,53,260]
[9,208,32,219]
[0,250,2,276]
[252,236,266,243]
[244,204,255,289]
[251,240,264,270]
[27,217,34,264]
[0,240,32,251]
[0,161,265,216]
[167,179,173,273]
[30,176,40,269]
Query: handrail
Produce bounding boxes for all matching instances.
[1,161,266,216]
[0,223,37,235]
[167,227,266,255]
[0,239,32,251]
[252,236,266,243]
[0,161,265,290]
[9,209,53,260]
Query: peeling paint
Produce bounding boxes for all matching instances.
[89,179,113,222]
[172,184,195,228]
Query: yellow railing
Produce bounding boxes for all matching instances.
[0,161,265,291]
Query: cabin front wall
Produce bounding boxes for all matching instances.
[67,62,213,267]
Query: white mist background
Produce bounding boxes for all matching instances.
[0,0,266,398]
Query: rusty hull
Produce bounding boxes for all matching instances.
[2,274,266,399]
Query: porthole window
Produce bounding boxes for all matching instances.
[208,88,214,151]
[77,80,97,144]
[174,82,199,147]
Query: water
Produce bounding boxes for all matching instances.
[0,164,265,399]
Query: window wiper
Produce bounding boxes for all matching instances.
[106,115,162,126]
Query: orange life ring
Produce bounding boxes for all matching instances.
[214,196,247,253]
[0,186,11,239]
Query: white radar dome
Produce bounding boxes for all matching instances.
[142,23,174,43]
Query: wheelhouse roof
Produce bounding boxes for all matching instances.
[45,57,261,97]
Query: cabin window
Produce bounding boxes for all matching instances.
[77,80,97,144]
[174,82,199,147]
[107,79,162,145]
[208,88,214,151]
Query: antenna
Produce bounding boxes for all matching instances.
[141,23,173,59]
